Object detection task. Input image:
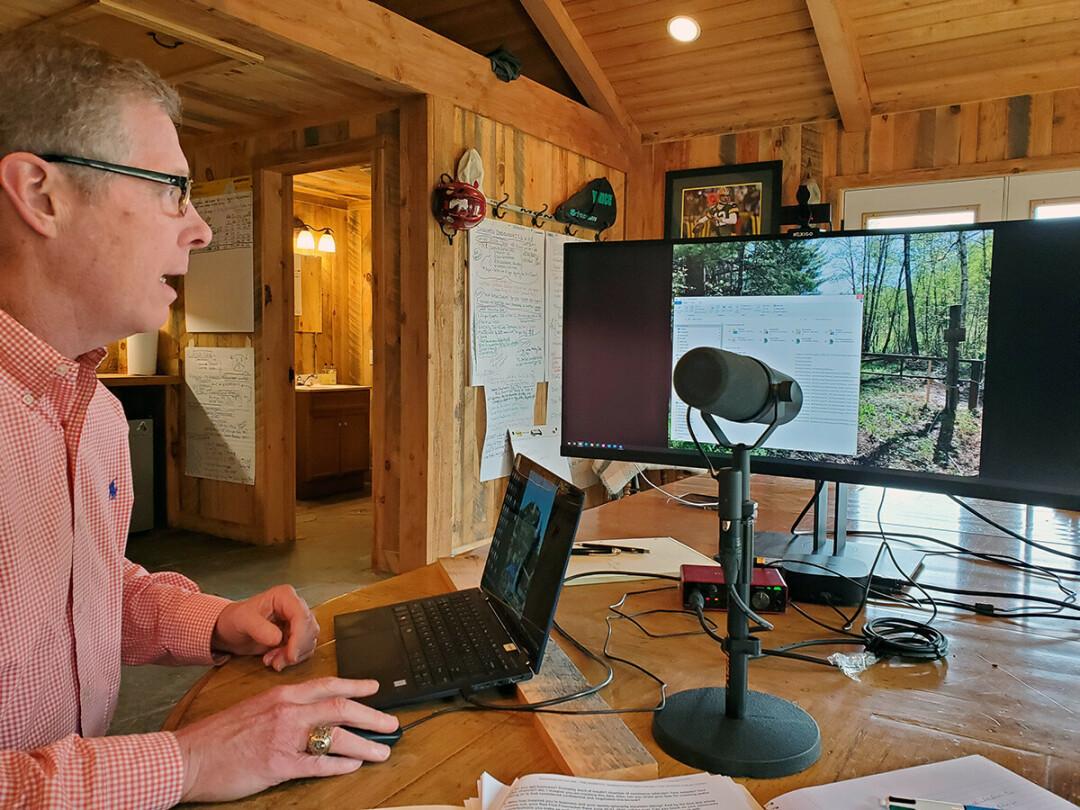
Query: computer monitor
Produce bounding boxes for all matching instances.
[561,218,1080,543]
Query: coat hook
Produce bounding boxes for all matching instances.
[492,192,509,219]
[531,203,548,228]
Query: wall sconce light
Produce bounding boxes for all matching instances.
[294,217,316,251]
[294,216,336,253]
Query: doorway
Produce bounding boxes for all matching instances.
[291,164,376,556]
[251,135,389,555]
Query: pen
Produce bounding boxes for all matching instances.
[573,543,649,554]
[570,547,621,556]
[884,796,1000,810]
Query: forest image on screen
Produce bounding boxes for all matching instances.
[669,228,993,477]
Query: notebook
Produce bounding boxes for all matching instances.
[334,454,586,709]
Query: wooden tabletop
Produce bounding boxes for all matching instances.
[166,475,1080,807]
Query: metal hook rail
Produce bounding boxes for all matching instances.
[487,193,605,240]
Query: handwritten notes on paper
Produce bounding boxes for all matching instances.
[469,218,546,386]
[187,178,254,333]
[184,347,256,484]
[469,219,589,481]
[543,230,585,426]
[480,380,538,482]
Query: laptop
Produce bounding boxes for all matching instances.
[334,454,586,709]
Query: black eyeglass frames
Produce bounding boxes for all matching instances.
[37,154,192,216]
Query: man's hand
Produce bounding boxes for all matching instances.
[212,585,319,671]
[173,677,398,803]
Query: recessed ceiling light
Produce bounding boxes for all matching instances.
[668,16,701,43]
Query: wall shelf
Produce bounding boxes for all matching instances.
[98,374,182,387]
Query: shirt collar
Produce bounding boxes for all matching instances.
[0,307,106,401]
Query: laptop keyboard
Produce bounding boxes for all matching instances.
[393,591,522,689]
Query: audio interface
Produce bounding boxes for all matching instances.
[680,564,788,613]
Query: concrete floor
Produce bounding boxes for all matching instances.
[111,491,386,736]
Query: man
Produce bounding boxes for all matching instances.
[0,30,398,807]
[709,189,739,237]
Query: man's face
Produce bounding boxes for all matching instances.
[58,99,212,344]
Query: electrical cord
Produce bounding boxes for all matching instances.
[788,479,826,535]
[608,583,720,638]
[757,489,949,663]
[635,472,719,509]
[838,485,1080,617]
[844,530,1080,591]
[685,406,718,479]
[948,493,1080,564]
[402,579,681,733]
[861,617,948,660]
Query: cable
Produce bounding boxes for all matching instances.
[685,407,719,479]
[404,581,686,733]
[608,584,720,638]
[948,493,1080,563]
[861,617,948,660]
[635,472,719,509]
[788,479,826,535]
[762,637,867,667]
[844,529,1080,589]
[463,610,670,716]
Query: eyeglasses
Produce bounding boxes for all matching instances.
[37,153,192,216]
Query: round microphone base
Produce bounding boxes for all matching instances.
[652,687,820,778]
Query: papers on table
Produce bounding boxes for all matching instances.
[764,754,1076,810]
[365,770,761,810]
[563,536,719,585]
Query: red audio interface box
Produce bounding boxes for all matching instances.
[680,564,788,613]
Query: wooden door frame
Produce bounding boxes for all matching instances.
[252,136,387,546]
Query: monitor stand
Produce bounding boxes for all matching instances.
[754,481,925,606]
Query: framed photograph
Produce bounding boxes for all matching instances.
[664,160,782,239]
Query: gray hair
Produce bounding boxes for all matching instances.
[0,28,181,191]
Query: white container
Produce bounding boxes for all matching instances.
[126,331,159,375]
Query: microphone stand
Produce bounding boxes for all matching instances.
[651,402,821,778]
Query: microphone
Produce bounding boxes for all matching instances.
[673,347,803,425]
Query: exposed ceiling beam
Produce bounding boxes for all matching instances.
[805,0,871,132]
[96,0,264,64]
[517,0,642,150]
[138,0,629,171]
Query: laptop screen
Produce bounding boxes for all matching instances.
[481,454,585,667]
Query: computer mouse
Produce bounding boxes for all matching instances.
[342,724,403,747]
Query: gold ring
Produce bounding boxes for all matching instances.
[306,724,333,756]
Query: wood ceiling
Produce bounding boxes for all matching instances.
[294,167,372,206]
[4,0,1080,147]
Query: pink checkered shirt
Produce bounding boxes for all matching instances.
[0,307,231,808]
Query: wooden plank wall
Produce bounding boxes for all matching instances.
[177,99,625,563]
[634,88,1080,237]
[348,203,375,388]
[292,199,374,386]
[176,113,385,545]
[431,101,627,555]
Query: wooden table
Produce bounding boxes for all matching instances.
[166,475,1080,807]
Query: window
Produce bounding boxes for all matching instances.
[864,209,977,230]
[844,170,1080,227]
[1032,199,1080,220]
